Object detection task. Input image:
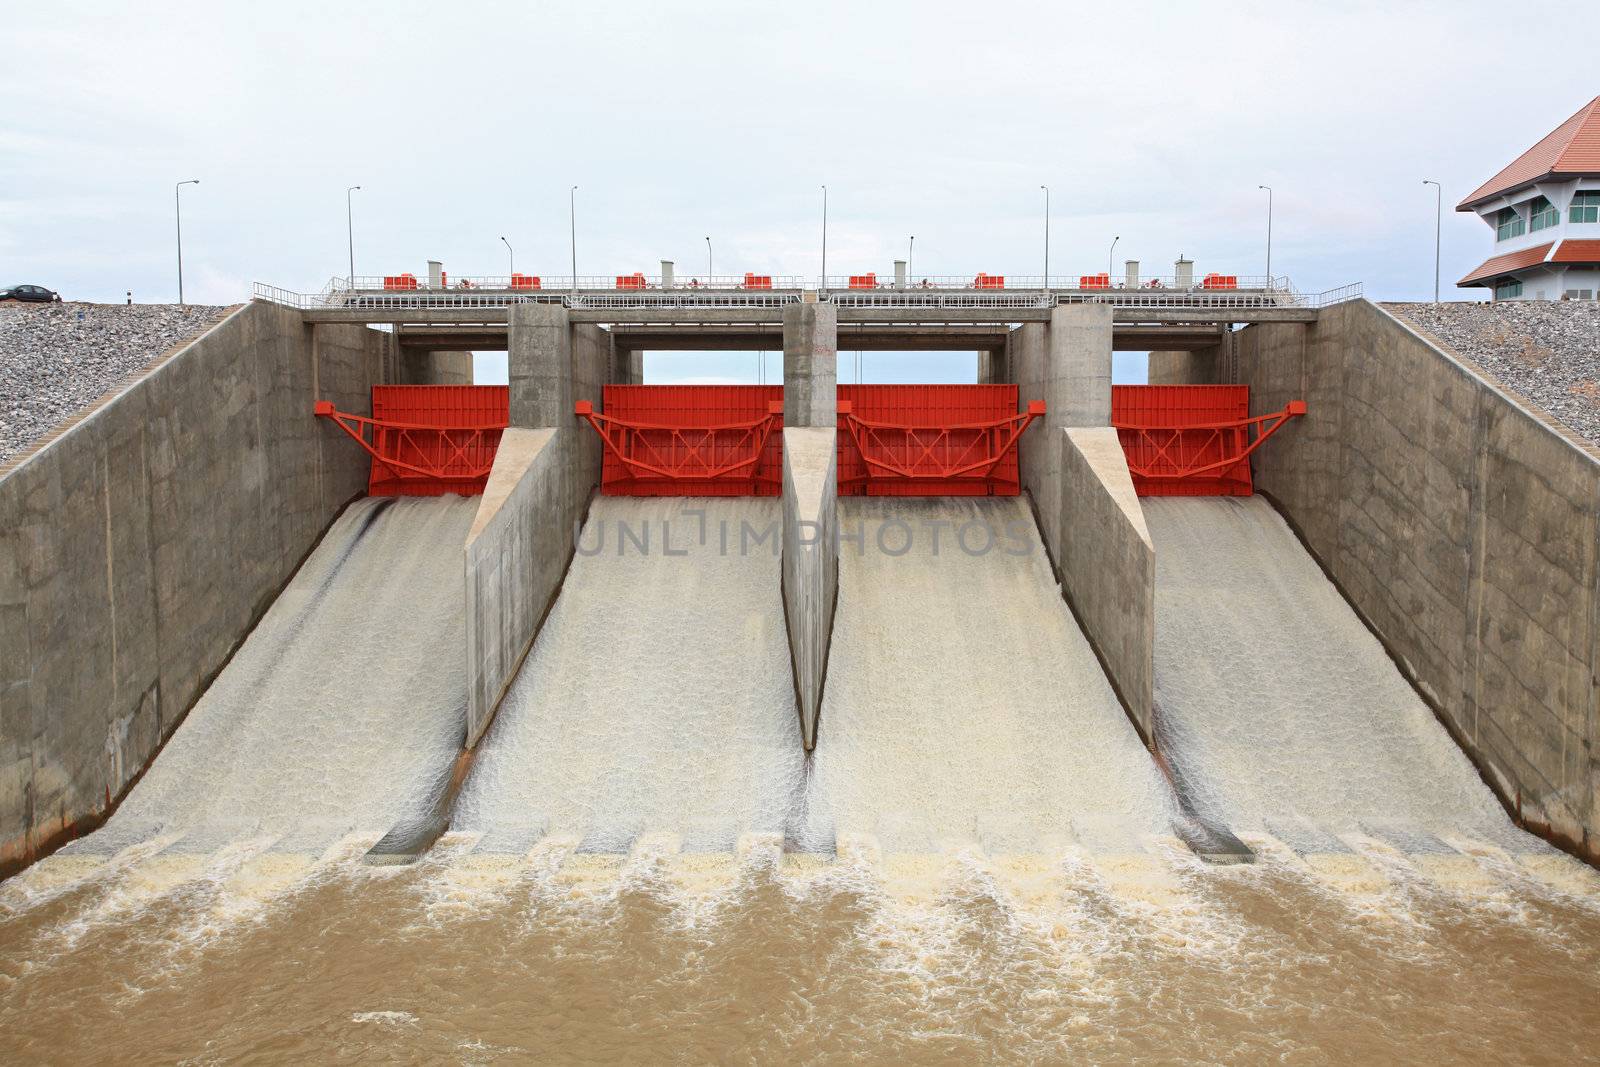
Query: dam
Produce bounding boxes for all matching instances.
[2,275,1599,1061]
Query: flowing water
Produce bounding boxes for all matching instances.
[2,495,1599,1063]
[455,497,806,851]
[1144,497,1518,845]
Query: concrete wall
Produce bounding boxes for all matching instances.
[1008,304,1114,569]
[507,305,605,518]
[1147,348,1219,385]
[1231,299,1599,860]
[399,349,473,385]
[783,302,837,427]
[780,428,837,750]
[1004,306,1154,740]
[1055,428,1156,740]
[463,428,580,747]
[464,307,612,746]
[0,300,384,871]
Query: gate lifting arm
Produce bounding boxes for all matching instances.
[837,399,1046,484]
[313,400,503,494]
[1115,399,1306,483]
[574,399,784,485]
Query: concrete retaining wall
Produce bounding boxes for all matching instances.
[1233,299,1599,859]
[0,300,385,870]
[1055,428,1156,741]
[781,428,837,750]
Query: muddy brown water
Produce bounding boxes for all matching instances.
[2,835,1597,1064]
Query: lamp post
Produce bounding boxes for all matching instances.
[706,236,713,282]
[569,186,578,293]
[1258,184,1273,284]
[501,235,514,277]
[346,185,360,282]
[175,179,199,304]
[908,235,915,284]
[820,185,828,292]
[1040,185,1050,289]
[1423,180,1442,303]
[1108,235,1119,280]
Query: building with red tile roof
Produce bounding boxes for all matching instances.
[1456,96,1600,301]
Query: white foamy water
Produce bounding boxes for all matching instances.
[802,497,1176,851]
[454,497,805,850]
[1145,496,1514,837]
[102,495,476,839]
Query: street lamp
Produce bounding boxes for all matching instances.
[501,235,514,277]
[706,236,713,282]
[346,185,360,282]
[1258,184,1273,284]
[569,186,578,293]
[908,235,915,284]
[1040,185,1050,289]
[1423,180,1442,303]
[1108,235,1120,279]
[175,179,199,304]
[820,185,828,292]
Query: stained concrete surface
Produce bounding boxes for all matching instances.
[0,300,386,869]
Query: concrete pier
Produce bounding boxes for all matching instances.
[464,429,568,747]
[1056,428,1155,740]
[781,428,837,750]
[782,302,837,427]
[461,305,618,746]
[1002,304,1155,746]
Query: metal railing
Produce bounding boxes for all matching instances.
[828,289,1055,309]
[333,274,806,293]
[254,278,1361,313]
[567,290,802,310]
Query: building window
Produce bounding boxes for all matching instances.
[1572,191,1600,223]
[1529,196,1559,231]
[1494,277,1524,300]
[1495,207,1525,241]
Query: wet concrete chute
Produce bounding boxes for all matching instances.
[99,496,477,841]
[802,496,1177,854]
[454,497,805,852]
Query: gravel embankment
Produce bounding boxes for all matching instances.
[0,301,230,465]
[1384,301,1600,449]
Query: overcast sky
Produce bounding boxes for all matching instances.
[4,2,1594,383]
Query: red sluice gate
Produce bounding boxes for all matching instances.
[578,386,786,497]
[1112,385,1306,497]
[577,384,1043,497]
[314,385,509,496]
[836,385,1043,497]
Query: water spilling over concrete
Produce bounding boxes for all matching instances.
[802,497,1177,852]
[103,495,476,840]
[454,497,805,851]
[1145,496,1518,840]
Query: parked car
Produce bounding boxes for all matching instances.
[0,284,62,303]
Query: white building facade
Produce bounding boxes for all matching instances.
[1458,95,1600,301]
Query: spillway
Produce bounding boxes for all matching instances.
[802,497,1176,851]
[102,495,476,840]
[454,497,805,851]
[1145,496,1514,840]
